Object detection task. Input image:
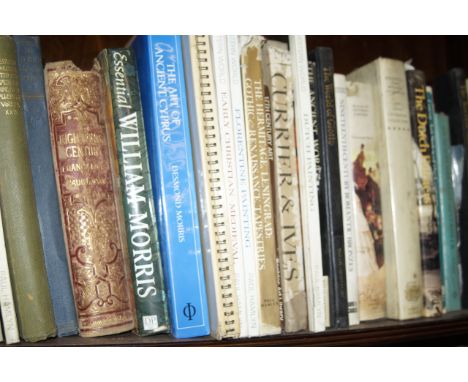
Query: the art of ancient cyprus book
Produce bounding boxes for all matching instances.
[45,60,136,337]
[182,35,240,339]
[406,70,442,317]
[211,35,249,338]
[348,58,423,320]
[262,40,307,333]
[289,35,325,332]
[346,80,386,321]
[334,73,359,326]
[0,208,20,344]
[0,35,56,342]
[240,36,281,336]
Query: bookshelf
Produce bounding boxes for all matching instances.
[5,35,468,347]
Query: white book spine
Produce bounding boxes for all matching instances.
[0,209,20,344]
[211,35,248,338]
[289,35,325,332]
[226,35,260,337]
[333,73,360,326]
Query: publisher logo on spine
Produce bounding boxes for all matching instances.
[183,303,196,321]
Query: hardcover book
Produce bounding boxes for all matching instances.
[262,40,308,333]
[99,48,170,335]
[309,47,348,328]
[334,73,359,326]
[45,60,136,337]
[346,80,386,321]
[240,36,281,336]
[132,35,210,339]
[406,70,442,317]
[289,35,325,332]
[13,35,78,337]
[348,58,423,320]
[211,36,248,337]
[227,35,260,337]
[434,68,468,308]
[428,87,461,312]
[0,35,56,342]
[0,207,20,344]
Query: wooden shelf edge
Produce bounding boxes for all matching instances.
[7,310,468,347]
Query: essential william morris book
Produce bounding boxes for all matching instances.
[0,207,20,344]
[13,35,78,337]
[428,87,461,312]
[434,68,468,308]
[348,58,423,320]
[44,60,136,337]
[289,35,325,332]
[133,35,210,339]
[334,73,359,326]
[262,40,307,333]
[240,36,281,336]
[406,70,442,317]
[99,48,170,335]
[309,47,348,328]
[345,80,386,321]
[0,35,56,342]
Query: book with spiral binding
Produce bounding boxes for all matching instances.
[182,35,240,339]
[133,35,210,339]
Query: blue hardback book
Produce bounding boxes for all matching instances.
[14,36,78,336]
[427,87,462,312]
[133,35,210,338]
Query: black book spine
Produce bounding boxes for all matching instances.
[309,47,348,328]
[434,68,468,308]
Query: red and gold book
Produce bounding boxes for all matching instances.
[44,61,135,337]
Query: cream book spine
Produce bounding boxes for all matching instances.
[334,73,360,326]
[348,58,423,320]
[227,35,260,337]
[182,35,240,339]
[0,208,20,344]
[240,35,281,336]
[289,35,325,332]
[211,35,248,338]
[262,40,308,333]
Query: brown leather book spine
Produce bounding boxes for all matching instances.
[44,60,135,337]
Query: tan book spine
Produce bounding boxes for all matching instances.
[240,36,281,336]
[348,58,423,320]
[45,61,136,336]
[262,40,308,332]
[182,36,239,339]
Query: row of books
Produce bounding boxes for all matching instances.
[0,35,466,344]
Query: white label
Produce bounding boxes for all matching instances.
[142,315,159,331]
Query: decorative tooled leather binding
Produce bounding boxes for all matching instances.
[44,61,135,337]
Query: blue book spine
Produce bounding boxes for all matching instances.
[133,35,210,338]
[427,87,462,312]
[13,36,78,336]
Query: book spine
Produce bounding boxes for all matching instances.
[226,35,260,337]
[310,47,348,328]
[0,36,56,342]
[211,36,248,338]
[45,60,136,337]
[428,87,461,312]
[132,35,210,339]
[346,80,386,321]
[406,71,442,317]
[240,36,281,336]
[355,58,423,319]
[262,41,308,333]
[182,35,239,339]
[289,35,325,332]
[100,48,170,335]
[13,35,78,337]
[334,73,360,325]
[0,209,20,344]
